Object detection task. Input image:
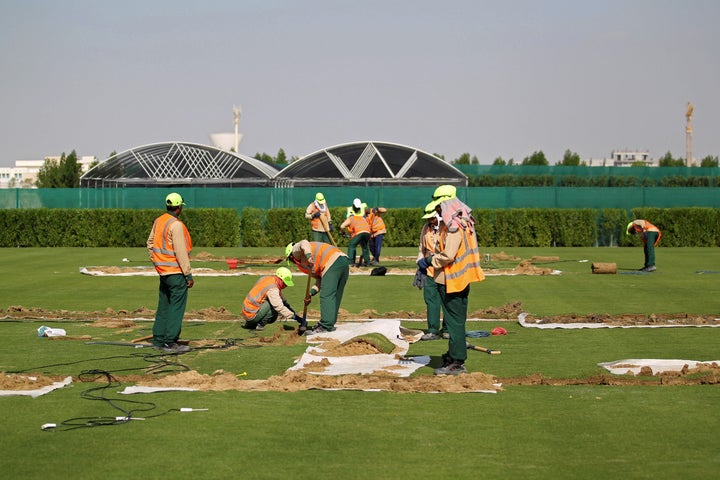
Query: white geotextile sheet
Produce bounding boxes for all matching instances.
[120,386,198,394]
[519,312,720,330]
[80,267,395,277]
[598,359,720,375]
[0,376,73,398]
[288,319,430,377]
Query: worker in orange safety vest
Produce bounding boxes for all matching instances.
[147,192,194,354]
[626,219,662,272]
[305,192,333,244]
[241,267,304,331]
[366,207,387,265]
[340,204,371,267]
[285,240,350,334]
[418,195,485,375]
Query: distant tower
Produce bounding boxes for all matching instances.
[209,105,243,152]
[685,102,694,167]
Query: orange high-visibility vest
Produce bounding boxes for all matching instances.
[369,214,386,237]
[309,204,330,231]
[294,242,344,277]
[420,223,436,277]
[346,214,370,237]
[632,220,662,247]
[440,224,485,293]
[242,276,277,319]
[150,213,192,275]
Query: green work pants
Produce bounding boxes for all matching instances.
[438,283,470,363]
[644,231,658,268]
[317,256,350,331]
[348,232,370,265]
[423,275,446,335]
[153,274,188,346]
[245,299,293,328]
[312,230,332,244]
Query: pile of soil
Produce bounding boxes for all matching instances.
[1,373,58,390]
[523,312,720,326]
[135,369,502,393]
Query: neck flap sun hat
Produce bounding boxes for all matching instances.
[315,192,326,204]
[165,192,185,207]
[275,267,294,287]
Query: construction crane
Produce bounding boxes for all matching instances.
[685,102,694,167]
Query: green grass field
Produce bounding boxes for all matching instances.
[2,247,720,479]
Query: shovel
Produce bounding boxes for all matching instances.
[298,273,312,335]
[466,341,501,355]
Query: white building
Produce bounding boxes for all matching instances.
[585,149,656,167]
[0,155,97,188]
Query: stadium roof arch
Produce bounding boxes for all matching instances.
[80,142,278,188]
[274,141,467,187]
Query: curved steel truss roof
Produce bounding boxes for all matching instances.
[80,142,278,187]
[275,141,466,187]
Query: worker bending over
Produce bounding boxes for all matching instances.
[627,219,662,272]
[286,240,350,334]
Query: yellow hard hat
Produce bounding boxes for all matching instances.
[422,199,442,219]
[626,222,635,235]
[285,243,294,258]
[165,192,185,207]
[315,192,326,204]
[432,185,456,200]
[275,267,294,287]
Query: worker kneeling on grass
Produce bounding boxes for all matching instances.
[241,267,304,331]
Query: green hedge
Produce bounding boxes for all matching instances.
[1,207,718,248]
[469,174,720,187]
[0,208,239,248]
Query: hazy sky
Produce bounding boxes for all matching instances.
[2,0,719,167]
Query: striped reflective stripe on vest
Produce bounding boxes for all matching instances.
[242,276,276,318]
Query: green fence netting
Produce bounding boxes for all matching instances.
[1,186,718,212]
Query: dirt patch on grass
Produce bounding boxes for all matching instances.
[522,312,720,326]
[134,369,502,393]
[6,362,720,393]
[80,250,561,278]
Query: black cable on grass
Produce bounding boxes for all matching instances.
[58,370,176,431]
[6,353,152,375]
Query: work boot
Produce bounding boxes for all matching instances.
[434,361,467,376]
[440,353,453,368]
[306,324,330,335]
[420,332,441,341]
[644,265,656,272]
[154,343,191,354]
[255,322,266,331]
